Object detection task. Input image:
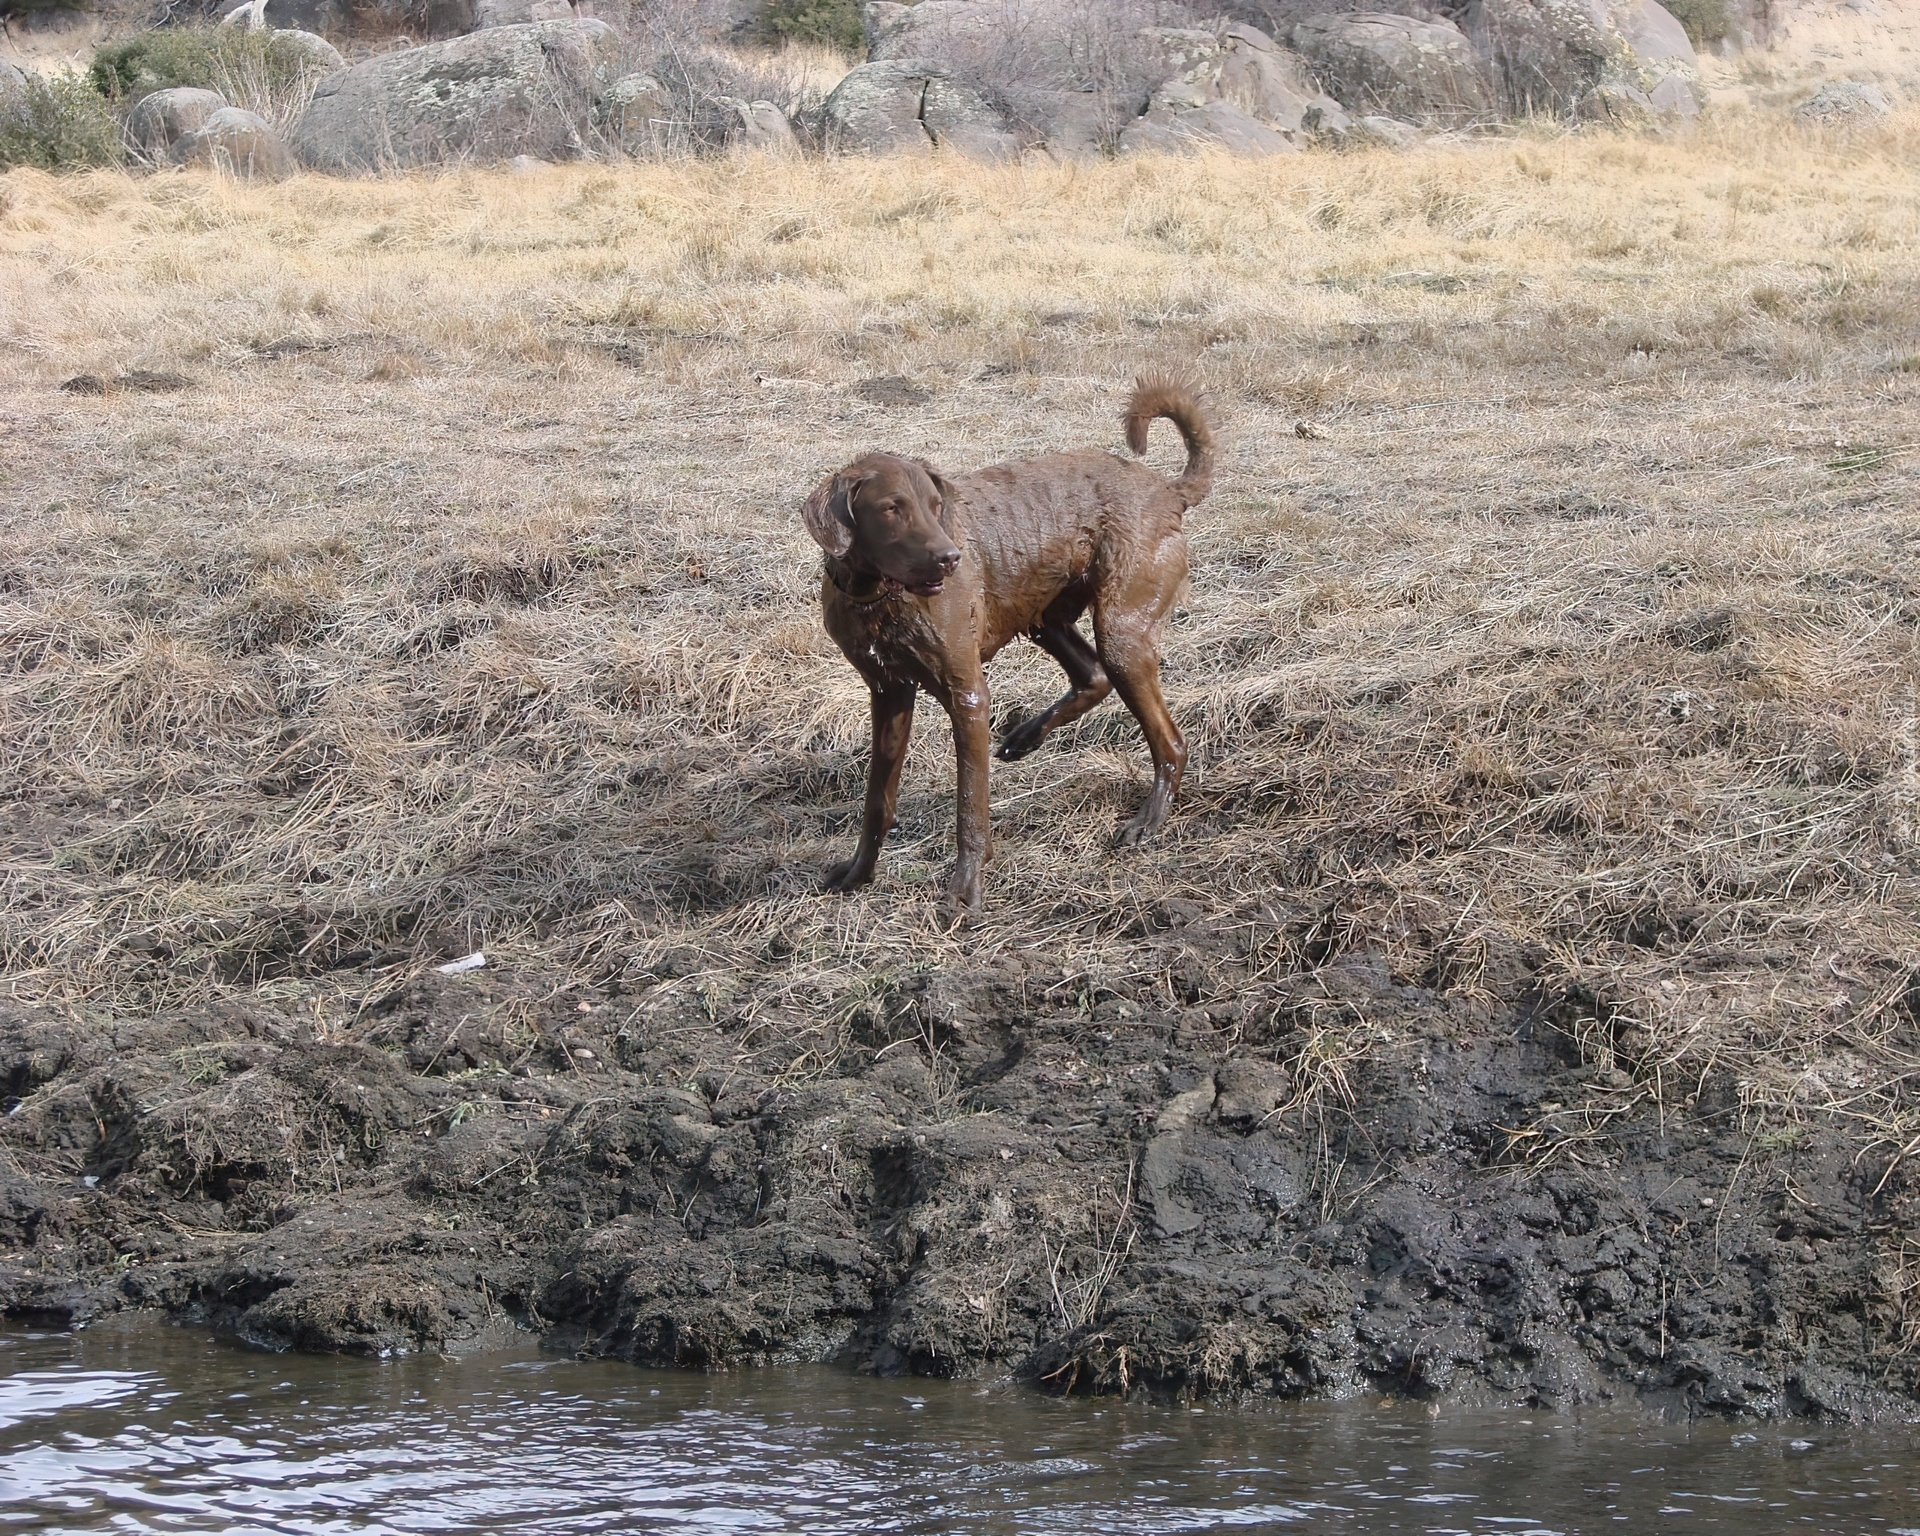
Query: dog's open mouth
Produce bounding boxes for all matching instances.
[882,575,944,598]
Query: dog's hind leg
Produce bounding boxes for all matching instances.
[996,618,1111,762]
[1093,549,1189,846]
[825,681,917,892]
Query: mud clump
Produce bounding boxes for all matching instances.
[3,937,1915,1421]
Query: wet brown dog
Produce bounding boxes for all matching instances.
[802,376,1215,912]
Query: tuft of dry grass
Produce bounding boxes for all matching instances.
[3,110,1920,1186]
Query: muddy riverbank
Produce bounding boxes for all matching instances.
[5,939,1916,1420]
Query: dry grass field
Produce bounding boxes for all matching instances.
[6,107,1920,1397]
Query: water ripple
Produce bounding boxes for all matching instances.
[3,1323,1918,1536]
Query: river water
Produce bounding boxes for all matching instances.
[3,1320,1917,1535]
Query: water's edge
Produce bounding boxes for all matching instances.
[7,1316,1920,1536]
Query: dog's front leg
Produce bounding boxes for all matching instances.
[826,681,917,893]
[945,675,992,912]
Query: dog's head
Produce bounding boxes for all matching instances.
[802,454,962,597]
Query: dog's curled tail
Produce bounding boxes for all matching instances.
[1124,374,1214,508]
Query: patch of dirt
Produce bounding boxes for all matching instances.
[59,371,196,395]
[852,375,933,407]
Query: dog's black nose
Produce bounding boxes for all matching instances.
[937,549,961,574]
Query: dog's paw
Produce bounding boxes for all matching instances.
[1113,814,1164,849]
[943,867,984,913]
[996,721,1045,762]
[823,859,873,894]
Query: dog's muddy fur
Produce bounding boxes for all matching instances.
[805,378,1215,911]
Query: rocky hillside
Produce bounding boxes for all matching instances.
[5,0,1908,174]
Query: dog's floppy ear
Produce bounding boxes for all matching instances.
[801,470,864,559]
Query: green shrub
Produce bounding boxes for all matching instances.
[757,0,862,54]
[1662,0,1731,47]
[90,26,326,124]
[0,72,123,170]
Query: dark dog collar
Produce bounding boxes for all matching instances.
[825,559,893,605]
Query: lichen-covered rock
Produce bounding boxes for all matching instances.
[865,0,1003,62]
[1646,72,1697,115]
[1139,22,1325,135]
[1575,78,1653,123]
[722,97,798,155]
[922,72,1023,158]
[596,70,673,151]
[217,0,349,34]
[171,106,298,178]
[1291,12,1491,121]
[1347,113,1423,148]
[0,58,26,123]
[823,58,1020,159]
[857,0,1152,157]
[1119,99,1301,156]
[862,0,908,53]
[475,0,575,27]
[293,18,619,170]
[274,27,346,73]
[1797,80,1893,119]
[824,58,938,155]
[126,87,229,154]
[1467,0,1698,113]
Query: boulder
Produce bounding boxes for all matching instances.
[597,72,675,151]
[1120,98,1300,155]
[858,1,1133,156]
[216,0,348,35]
[1646,71,1697,115]
[823,58,1020,159]
[822,59,935,154]
[921,72,1022,158]
[1006,90,1114,157]
[1291,12,1491,121]
[1347,112,1423,147]
[1574,78,1653,124]
[862,0,909,53]
[293,18,620,170]
[1466,0,1698,113]
[475,0,575,26]
[1797,80,1893,119]
[1124,20,1352,154]
[1575,69,1696,122]
[1300,96,1354,137]
[0,59,27,135]
[721,97,798,155]
[1612,0,1694,69]
[1139,23,1323,134]
[126,87,229,154]
[275,28,345,73]
[0,56,22,108]
[426,0,476,32]
[865,0,1003,62]
[171,106,298,178]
